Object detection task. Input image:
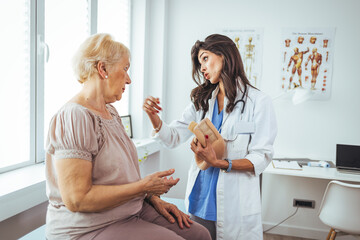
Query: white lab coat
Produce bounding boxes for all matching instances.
[152,85,277,240]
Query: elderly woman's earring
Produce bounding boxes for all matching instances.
[105,75,108,79]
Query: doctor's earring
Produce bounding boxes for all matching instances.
[105,75,108,79]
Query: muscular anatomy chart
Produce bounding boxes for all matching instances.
[281,28,335,100]
[287,46,309,89]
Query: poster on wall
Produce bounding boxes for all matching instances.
[223,28,263,88]
[281,28,336,100]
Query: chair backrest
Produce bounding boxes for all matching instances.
[318,180,360,234]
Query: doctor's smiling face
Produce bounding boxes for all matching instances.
[198,49,223,84]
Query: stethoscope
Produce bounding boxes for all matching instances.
[233,84,247,115]
[216,84,248,133]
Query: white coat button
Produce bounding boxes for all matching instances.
[217,222,223,227]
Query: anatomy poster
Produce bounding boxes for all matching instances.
[223,28,263,87]
[281,28,336,99]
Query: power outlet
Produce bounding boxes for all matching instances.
[293,199,315,208]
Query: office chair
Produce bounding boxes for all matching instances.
[318,180,360,240]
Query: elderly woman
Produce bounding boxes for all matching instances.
[45,33,211,240]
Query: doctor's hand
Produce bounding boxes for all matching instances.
[190,135,218,167]
[143,96,162,132]
[148,196,193,229]
[143,96,162,115]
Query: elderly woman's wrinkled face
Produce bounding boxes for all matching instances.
[105,55,131,103]
[198,49,223,84]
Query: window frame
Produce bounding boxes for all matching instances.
[0,0,131,174]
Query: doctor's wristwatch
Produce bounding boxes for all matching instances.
[221,158,232,173]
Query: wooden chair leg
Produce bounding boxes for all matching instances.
[326,228,332,240]
[327,228,337,240]
[326,228,333,240]
[330,229,337,240]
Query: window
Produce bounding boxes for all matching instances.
[0,0,32,171]
[43,0,90,146]
[97,0,131,116]
[0,0,131,173]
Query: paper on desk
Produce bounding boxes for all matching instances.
[272,160,302,170]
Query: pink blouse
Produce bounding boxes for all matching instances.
[45,103,143,239]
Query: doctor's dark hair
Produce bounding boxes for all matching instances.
[190,34,254,114]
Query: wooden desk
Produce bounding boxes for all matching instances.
[261,163,360,239]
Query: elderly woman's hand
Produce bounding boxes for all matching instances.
[141,169,180,196]
[148,196,193,229]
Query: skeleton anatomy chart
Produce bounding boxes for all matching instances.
[223,28,263,87]
[281,28,335,99]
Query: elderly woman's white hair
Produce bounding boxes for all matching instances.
[72,33,130,83]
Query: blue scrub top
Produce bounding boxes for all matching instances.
[188,98,223,221]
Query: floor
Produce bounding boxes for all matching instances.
[264,233,359,240]
[264,233,314,240]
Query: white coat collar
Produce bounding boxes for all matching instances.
[210,79,247,102]
[207,79,248,122]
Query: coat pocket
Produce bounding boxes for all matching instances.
[222,121,255,159]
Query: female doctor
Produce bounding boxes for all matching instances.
[143,34,277,240]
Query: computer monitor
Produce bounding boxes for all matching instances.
[336,144,360,172]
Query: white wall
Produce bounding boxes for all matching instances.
[3,1,359,238]
[262,173,331,239]
[143,0,360,199]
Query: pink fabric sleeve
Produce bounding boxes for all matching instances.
[46,104,99,161]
